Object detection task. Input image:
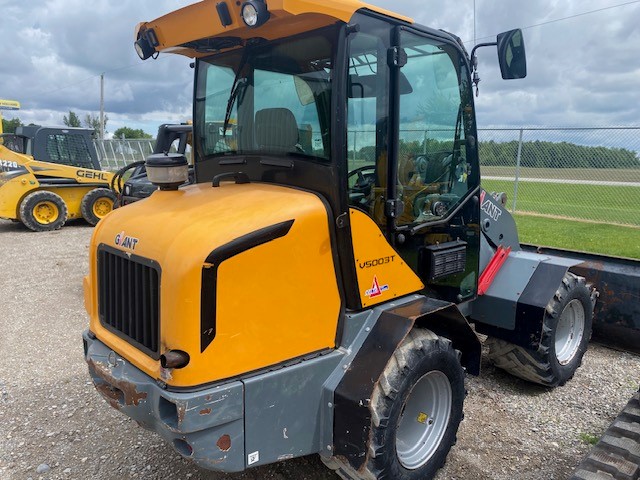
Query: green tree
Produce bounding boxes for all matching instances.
[63,110,81,127]
[113,126,152,139]
[1,117,23,133]
[84,113,108,135]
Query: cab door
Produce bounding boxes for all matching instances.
[346,18,481,304]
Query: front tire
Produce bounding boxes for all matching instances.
[81,188,116,226]
[487,272,595,387]
[19,190,68,232]
[327,329,465,480]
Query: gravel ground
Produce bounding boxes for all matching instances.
[0,218,638,480]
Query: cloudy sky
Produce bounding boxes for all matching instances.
[2,0,640,136]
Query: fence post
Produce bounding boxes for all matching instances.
[353,132,357,162]
[512,128,523,213]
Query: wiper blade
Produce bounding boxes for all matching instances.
[223,49,250,140]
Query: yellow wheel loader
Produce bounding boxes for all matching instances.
[0,125,116,231]
[82,1,640,479]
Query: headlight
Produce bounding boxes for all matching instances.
[134,29,159,61]
[241,1,269,28]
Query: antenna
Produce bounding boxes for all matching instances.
[474,0,476,45]
[100,74,105,140]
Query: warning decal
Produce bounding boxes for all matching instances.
[365,276,389,298]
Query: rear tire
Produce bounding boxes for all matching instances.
[19,190,68,232]
[81,188,116,226]
[487,272,595,387]
[326,329,465,480]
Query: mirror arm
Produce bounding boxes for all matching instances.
[470,41,497,62]
[470,41,497,97]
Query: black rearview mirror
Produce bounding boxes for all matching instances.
[497,29,527,79]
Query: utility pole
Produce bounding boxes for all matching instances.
[100,73,105,140]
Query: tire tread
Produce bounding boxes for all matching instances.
[325,329,463,480]
[486,272,594,387]
[19,190,68,232]
[569,391,640,480]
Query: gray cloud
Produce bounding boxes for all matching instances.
[1,0,639,134]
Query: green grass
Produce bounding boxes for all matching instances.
[514,214,640,259]
[483,179,640,226]
[578,432,600,446]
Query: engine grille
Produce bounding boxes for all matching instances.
[97,245,160,358]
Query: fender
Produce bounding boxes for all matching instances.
[472,250,581,348]
[332,296,480,470]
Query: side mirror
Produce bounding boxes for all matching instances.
[497,29,527,79]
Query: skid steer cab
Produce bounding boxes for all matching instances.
[0,125,117,231]
[82,1,606,479]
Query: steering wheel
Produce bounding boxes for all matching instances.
[348,165,376,192]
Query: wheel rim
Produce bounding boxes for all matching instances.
[395,370,452,470]
[32,201,59,224]
[555,299,586,365]
[92,197,114,218]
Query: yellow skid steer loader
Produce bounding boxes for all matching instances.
[0,125,116,231]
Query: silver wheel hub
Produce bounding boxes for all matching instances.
[555,299,585,365]
[395,370,452,470]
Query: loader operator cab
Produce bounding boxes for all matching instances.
[192,11,524,306]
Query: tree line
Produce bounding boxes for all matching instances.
[349,137,639,170]
[479,139,639,169]
[2,111,151,139]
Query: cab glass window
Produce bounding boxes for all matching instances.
[46,134,94,168]
[346,17,390,219]
[196,30,335,160]
[396,32,478,225]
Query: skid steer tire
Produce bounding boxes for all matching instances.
[487,272,595,387]
[19,190,68,232]
[81,188,116,226]
[324,329,465,480]
[570,389,640,480]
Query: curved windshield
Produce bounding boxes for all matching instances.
[195,27,338,162]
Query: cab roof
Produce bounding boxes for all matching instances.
[135,0,413,58]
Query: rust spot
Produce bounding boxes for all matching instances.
[216,434,231,452]
[200,407,212,415]
[176,403,186,426]
[88,358,147,407]
[205,395,212,401]
[94,383,122,410]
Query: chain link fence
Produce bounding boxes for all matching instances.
[101,128,640,227]
[478,128,640,227]
[94,139,155,170]
[349,127,640,227]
